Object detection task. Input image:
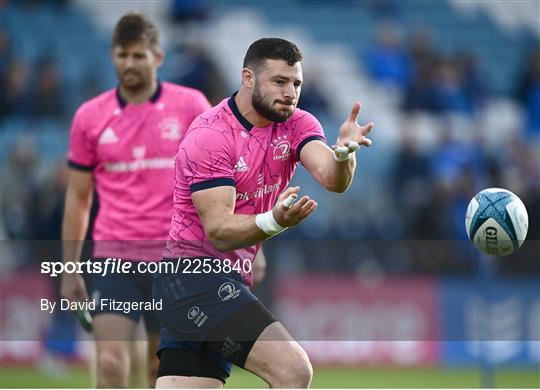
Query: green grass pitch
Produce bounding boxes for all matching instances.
[1,366,538,388]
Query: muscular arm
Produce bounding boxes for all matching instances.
[193,186,267,252]
[60,169,93,302]
[192,185,316,252]
[62,169,94,260]
[300,140,356,193]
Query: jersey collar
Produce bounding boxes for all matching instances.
[228,92,254,131]
[116,82,162,108]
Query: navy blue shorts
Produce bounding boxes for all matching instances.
[90,259,160,333]
[152,261,275,378]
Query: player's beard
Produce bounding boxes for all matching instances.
[118,69,148,92]
[252,83,295,123]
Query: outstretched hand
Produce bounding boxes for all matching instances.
[331,102,374,158]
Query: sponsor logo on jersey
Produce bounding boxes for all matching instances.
[187,306,200,320]
[104,157,174,172]
[159,117,181,140]
[234,156,249,172]
[271,136,290,161]
[218,282,241,302]
[236,182,281,201]
[99,127,118,144]
[187,306,208,327]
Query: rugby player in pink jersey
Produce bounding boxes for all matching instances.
[60,13,211,388]
[153,38,374,388]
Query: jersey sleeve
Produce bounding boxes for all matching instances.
[178,123,236,193]
[67,104,96,170]
[291,111,327,162]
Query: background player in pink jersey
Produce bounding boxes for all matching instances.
[60,13,211,388]
[154,38,373,388]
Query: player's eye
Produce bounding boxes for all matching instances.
[275,79,285,86]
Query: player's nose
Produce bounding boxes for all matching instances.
[125,55,137,68]
[283,83,297,101]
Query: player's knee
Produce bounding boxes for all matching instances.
[272,349,312,388]
[148,356,159,387]
[96,349,129,386]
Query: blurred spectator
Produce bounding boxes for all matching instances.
[0,59,30,120]
[80,72,103,103]
[429,129,485,190]
[456,52,486,110]
[169,43,227,105]
[515,49,540,139]
[401,29,440,113]
[35,162,67,242]
[364,22,410,88]
[1,138,39,241]
[297,69,330,116]
[391,127,430,215]
[409,180,455,240]
[0,28,11,78]
[434,58,474,115]
[170,0,209,23]
[499,138,540,199]
[19,0,67,9]
[360,0,398,18]
[28,58,66,119]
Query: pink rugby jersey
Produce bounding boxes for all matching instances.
[67,82,211,260]
[165,93,326,286]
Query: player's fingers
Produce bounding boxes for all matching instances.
[347,102,361,123]
[345,140,359,152]
[282,193,298,208]
[360,137,372,147]
[334,145,349,155]
[299,200,318,219]
[279,186,299,202]
[289,195,310,213]
[361,122,374,136]
[299,198,317,213]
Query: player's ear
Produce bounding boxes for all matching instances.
[154,48,165,67]
[241,67,255,89]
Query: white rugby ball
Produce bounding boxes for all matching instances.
[465,188,528,256]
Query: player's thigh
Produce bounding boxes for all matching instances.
[147,330,160,367]
[93,313,138,341]
[156,347,226,388]
[243,321,310,383]
[146,330,160,387]
[93,314,138,370]
[129,322,149,388]
[90,259,146,342]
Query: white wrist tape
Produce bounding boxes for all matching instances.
[255,211,287,236]
[333,141,360,162]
